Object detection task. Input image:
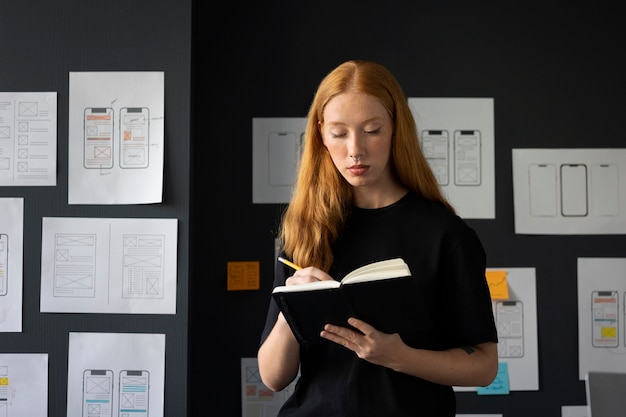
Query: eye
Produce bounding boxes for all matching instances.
[330,131,347,139]
[364,127,382,135]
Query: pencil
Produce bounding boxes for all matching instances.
[277,256,303,271]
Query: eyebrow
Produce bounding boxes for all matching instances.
[324,116,386,126]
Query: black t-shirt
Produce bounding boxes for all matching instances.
[260,192,498,417]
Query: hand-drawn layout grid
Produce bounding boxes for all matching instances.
[123,234,164,299]
[54,233,97,298]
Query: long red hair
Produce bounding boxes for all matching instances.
[279,60,454,271]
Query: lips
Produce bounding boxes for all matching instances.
[348,165,368,175]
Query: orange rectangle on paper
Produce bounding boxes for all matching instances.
[227,261,260,291]
[486,270,509,299]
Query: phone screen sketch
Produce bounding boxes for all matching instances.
[528,163,558,217]
[560,163,588,216]
[268,131,299,186]
[119,370,149,417]
[453,130,481,186]
[119,107,150,169]
[420,130,449,186]
[590,163,619,217]
[496,300,524,357]
[0,234,7,296]
[84,108,114,169]
[83,369,113,417]
[592,290,618,348]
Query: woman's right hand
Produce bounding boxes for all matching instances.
[285,266,334,286]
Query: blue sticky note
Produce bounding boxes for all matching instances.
[477,362,510,395]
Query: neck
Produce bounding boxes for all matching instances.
[353,184,408,209]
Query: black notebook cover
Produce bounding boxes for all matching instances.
[272,275,418,344]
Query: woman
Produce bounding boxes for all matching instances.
[258,59,498,416]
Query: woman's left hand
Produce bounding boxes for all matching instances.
[320,317,405,367]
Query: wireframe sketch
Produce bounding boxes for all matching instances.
[590,163,620,216]
[592,290,619,348]
[527,162,620,219]
[528,163,558,217]
[453,129,481,186]
[515,149,626,234]
[560,163,588,217]
[420,130,449,186]
[53,233,97,298]
[119,370,149,417]
[496,300,524,358]
[119,107,150,169]
[0,234,7,296]
[83,369,113,417]
[122,235,164,299]
[84,108,114,169]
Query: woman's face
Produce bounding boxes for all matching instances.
[320,91,394,190]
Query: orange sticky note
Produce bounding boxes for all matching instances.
[486,270,509,299]
[227,261,260,291]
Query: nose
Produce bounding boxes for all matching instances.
[347,132,365,161]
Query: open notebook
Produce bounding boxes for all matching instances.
[585,371,626,417]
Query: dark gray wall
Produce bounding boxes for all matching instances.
[195,2,626,416]
[0,1,191,416]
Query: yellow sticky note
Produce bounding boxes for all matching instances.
[227,261,260,291]
[486,270,509,299]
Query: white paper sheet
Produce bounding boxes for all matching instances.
[66,332,165,417]
[578,258,626,379]
[0,92,57,186]
[40,217,178,314]
[241,357,298,417]
[408,98,496,219]
[0,353,48,416]
[0,197,23,332]
[68,72,164,204]
[455,267,539,392]
[512,149,626,234]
